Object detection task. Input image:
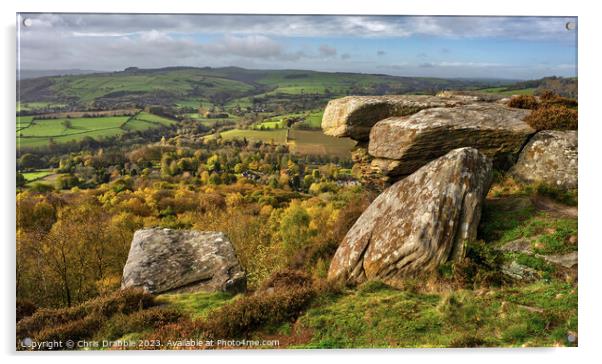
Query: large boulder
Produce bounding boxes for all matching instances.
[328,147,493,287]
[510,130,577,189]
[122,228,246,294]
[368,104,533,177]
[321,95,470,141]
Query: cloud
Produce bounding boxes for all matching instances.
[15,13,577,79]
[201,35,285,59]
[19,14,577,41]
[319,44,337,57]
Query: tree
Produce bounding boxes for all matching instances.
[19,153,40,169]
[279,201,312,260]
[17,172,26,187]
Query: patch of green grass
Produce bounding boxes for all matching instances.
[293,280,576,348]
[156,291,235,319]
[22,170,53,182]
[209,129,288,144]
[479,87,536,96]
[478,197,536,242]
[288,129,355,157]
[133,112,175,126]
[16,113,174,149]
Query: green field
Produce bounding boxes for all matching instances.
[17,102,67,112]
[21,170,53,182]
[479,87,536,96]
[208,128,355,157]
[46,69,255,104]
[288,129,355,157]
[254,110,324,130]
[212,129,288,144]
[17,112,175,149]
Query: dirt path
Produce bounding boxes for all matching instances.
[530,195,578,218]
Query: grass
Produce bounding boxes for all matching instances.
[479,87,537,96]
[16,113,175,149]
[49,69,255,104]
[156,291,235,320]
[288,129,355,157]
[207,128,355,157]
[22,170,53,182]
[18,116,129,138]
[17,102,67,112]
[292,280,576,348]
[209,129,288,144]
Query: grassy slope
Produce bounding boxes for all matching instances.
[50,69,255,104]
[154,179,577,348]
[291,280,576,348]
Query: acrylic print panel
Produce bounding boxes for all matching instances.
[16,13,578,350]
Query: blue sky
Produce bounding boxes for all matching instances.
[18,14,577,79]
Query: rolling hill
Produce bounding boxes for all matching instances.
[17,66,514,110]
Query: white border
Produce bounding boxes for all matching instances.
[2,1,600,363]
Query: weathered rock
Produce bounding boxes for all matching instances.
[322,95,470,141]
[122,228,246,294]
[539,251,578,269]
[437,90,506,102]
[368,104,534,177]
[501,261,540,282]
[511,130,577,189]
[328,147,493,287]
[499,237,534,254]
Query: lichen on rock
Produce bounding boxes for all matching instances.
[328,147,493,288]
[122,228,246,294]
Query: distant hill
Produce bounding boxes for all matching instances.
[18,69,103,80]
[17,66,518,110]
[479,76,577,99]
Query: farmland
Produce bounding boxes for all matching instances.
[478,86,536,96]
[207,128,356,157]
[16,111,175,149]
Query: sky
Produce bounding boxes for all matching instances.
[17,14,577,80]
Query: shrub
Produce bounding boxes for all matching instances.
[507,95,539,109]
[259,269,313,291]
[95,307,182,341]
[539,90,578,108]
[451,240,507,288]
[17,288,155,346]
[149,270,318,342]
[202,284,315,339]
[524,105,578,131]
[35,314,103,344]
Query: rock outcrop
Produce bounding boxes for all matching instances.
[322,95,470,141]
[328,147,493,287]
[367,104,533,177]
[122,228,246,294]
[510,130,578,189]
